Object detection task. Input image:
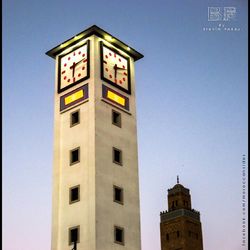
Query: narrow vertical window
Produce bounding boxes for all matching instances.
[112,110,121,127]
[177,231,180,238]
[172,201,175,208]
[70,147,80,165]
[166,233,169,241]
[70,110,80,127]
[69,226,80,245]
[113,147,122,165]
[113,185,124,204]
[114,226,124,245]
[69,185,80,204]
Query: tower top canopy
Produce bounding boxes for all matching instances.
[168,182,190,195]
[46,25,144,61]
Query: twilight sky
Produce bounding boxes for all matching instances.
[3,0,248,250]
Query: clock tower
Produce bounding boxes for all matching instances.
[46,25,143,250]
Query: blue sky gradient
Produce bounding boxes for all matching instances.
[3,0,248,249]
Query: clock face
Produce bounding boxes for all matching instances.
[100,42,131,94]
[58,40,90,93]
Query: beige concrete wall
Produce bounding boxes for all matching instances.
[52,36,96,250]
[94,36,141,250]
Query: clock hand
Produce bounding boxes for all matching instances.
[116,66,126,70]
[103,59,125,72]
[69,58,87,77]
[114,64,118,78]
[75,58,86,67]
[70,62,76,77]
[113,63,126,70]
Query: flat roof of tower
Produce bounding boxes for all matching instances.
[46,25,144,61]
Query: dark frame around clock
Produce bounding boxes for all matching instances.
[100,41,131,95]
[57,40,90,94]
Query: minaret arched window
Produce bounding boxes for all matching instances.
[166,234,169,241]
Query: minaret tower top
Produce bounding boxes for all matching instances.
[167,179,192,211]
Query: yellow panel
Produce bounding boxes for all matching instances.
[65,90,84,105]
[107,90,125,106]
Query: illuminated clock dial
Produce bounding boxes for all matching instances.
[100,42,131,94]
[58,40,90,93]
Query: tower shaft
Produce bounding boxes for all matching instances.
[46,26,143,250]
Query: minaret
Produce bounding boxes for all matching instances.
[46,25,143,250]
[160,178,203,250]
